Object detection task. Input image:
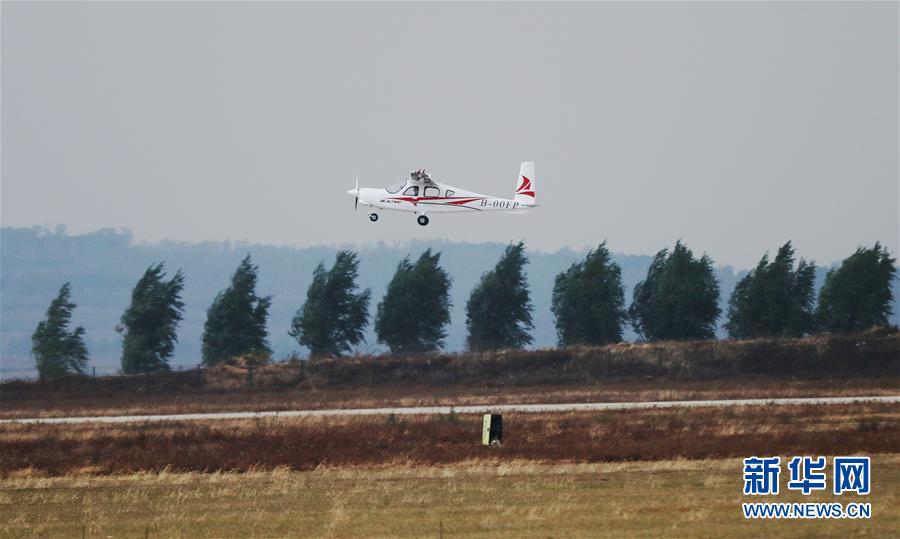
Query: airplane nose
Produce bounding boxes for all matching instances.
[347,188,359,197]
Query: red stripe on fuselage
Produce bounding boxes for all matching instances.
[444,198,483,206]
[386,196,485,206]
[386,197,419,205]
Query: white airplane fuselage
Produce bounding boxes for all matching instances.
[347,162,537,225]
[355,185,531,214]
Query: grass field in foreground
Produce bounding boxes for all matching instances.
[2,456,897,538]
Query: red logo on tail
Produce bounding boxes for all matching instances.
[517,176,535,198]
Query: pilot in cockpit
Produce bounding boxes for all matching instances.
[410,169,432,183]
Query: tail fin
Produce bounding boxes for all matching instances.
[514,161,536,205]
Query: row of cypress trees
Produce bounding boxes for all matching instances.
[553,240,896,344]
[293,243,537,357]
[31,241,896,379]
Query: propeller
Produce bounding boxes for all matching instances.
[354,175,359,212]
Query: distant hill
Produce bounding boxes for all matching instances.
[2,226,894,379]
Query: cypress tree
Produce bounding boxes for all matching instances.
[290,250,371,358]
[202,255,272,365]
[466,242,534,351]
[628,241,720,341]
[118,263,185,374]
[725,242,816,339]
[32,283,89,381]
[375,249,452,353]
[552,242,626,346]
[816,243,896,333]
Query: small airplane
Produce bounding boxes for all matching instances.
[347,161,537,226]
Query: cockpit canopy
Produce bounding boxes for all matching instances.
[385,169,436,194]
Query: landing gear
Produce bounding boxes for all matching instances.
[417,215,430,226]
[369,212,379,222]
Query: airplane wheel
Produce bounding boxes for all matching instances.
[417,215,429,226]
[369,213,379,222]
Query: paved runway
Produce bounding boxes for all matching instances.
[2,395,898,425]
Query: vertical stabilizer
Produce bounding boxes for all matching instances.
[514,161,536,205]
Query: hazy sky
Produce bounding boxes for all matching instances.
[2,1,897,268]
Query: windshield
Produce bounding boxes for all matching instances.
[385,181,405,194]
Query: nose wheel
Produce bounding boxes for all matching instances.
[369,213,379,222]
[417,215,430,226]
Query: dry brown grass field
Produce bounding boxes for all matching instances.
[2,400,897,537]
[2,456,898,538]
[3,332,897,537]
[2,403,898,476]
[2,376,898,420]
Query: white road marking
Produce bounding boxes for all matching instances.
[1,395,898,425]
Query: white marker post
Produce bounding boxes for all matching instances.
[482,414,503,446]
